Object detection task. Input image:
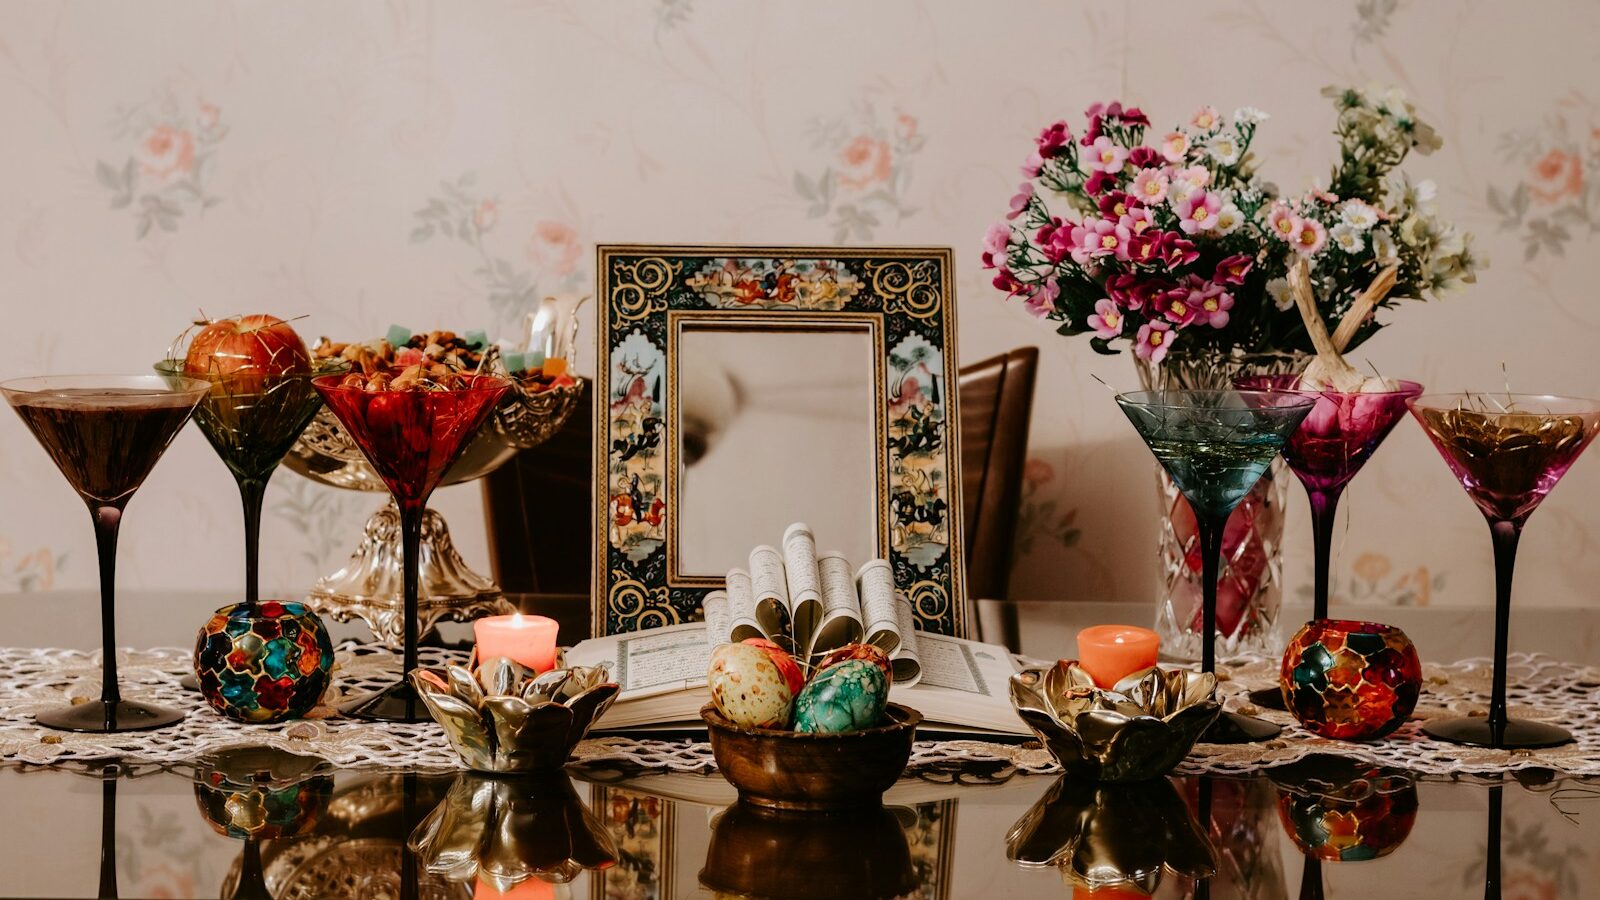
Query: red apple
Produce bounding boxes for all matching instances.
[184,314,312,394]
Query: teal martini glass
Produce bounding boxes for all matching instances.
[1117,389,1316,744]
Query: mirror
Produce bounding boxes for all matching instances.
[595,246,965,638]
[675,324,879,576]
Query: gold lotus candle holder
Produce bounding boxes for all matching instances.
[411,657,618,773]
[1009,661,1220,782]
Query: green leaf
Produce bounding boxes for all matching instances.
[1088,336,1121,355]
[793,172,815,202]
[95,161,120,189]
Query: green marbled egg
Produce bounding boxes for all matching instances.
[792,659,889,734]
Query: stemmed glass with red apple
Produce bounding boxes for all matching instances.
[161,315,346,613]
[314,368,511,721]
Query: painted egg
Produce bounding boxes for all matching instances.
[815,643,893,684]
[792,659,888,734]
[742,637,804,696]
[708,642,793,729]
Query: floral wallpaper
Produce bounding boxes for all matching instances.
[0,1,1598,624]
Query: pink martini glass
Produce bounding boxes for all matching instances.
[1237,375,1424,711]
[314,372,512,722]
[1410,393,1600,748]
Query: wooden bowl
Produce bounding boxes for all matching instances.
[700,703,921,810]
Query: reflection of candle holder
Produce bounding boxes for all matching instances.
[1009,662,1219,782]
[285,373,584,648]
[1007,775,1216,894]
[408,771,617,893]
[411,658,618,772]
[1270,759,1418,863]
[193,747,336,900]
[700,801,917,899]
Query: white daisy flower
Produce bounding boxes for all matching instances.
[1205,134,1242,166]
[1331,222,1364,254]
[1213,203,1244,236]
[1371,228,1398,263]
[1266,277,1294,311]
[1233,106,1270,126]
[1340,200,1380,230]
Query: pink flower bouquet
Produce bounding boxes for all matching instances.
[983,89,1479,364]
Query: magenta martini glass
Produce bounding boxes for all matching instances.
[1410,393,1600,748]
[314,372,511,722]
[2,375,209,731]
[1118,389,1315,743]
[1237,374,1424,710]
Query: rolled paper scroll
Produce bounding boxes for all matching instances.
[782,522,823,650]
[890,595,923,687]
[855,559,901,656]
[810,551,865,656]
[702,590,731,650]
[724,568,763,643]
[748,544,792,641]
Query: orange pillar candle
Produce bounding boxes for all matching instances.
[1076,625,1160,689]
[475,875,555,899]
[474,613,560,673]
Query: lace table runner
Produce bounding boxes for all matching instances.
[1,645,1596,777]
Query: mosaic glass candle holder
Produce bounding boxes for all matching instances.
[1279,619,1421,741]
[194,601,336,723]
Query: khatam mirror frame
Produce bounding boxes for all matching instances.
[592,244,966,638]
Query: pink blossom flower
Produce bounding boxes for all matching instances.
[1085,170,1117,195]
[1127,231,1161,264]
[1036,121,1072,158]
[1078,217,1133,260]
[1131,168,1170,204]
[1128,146,1162,169]
[1120,106,1150,127]
[1098,191,1139,219]
[1291,218,1328,255]
[1160,132,1189,163]
[980,221,1011,268]
[1175,191,1222,234]
[838,135,893,189]
[1191,105,1221,130]
[1023,457,1055,487]
[993,267,1024,294]
[1181,276,1232,327]
[1173,165,1211,190]
[1024,279,1060,318]
[1135,320,1174,363]
[1197,287,1234,328]
[1105,273,1140,307]
[896,114,919,141]
[1007,182,1035,220]
[1087,298,1124,337]
[1155,232,1200,268]
[138,124,196,183]
[1120,206,1156,235]
[1021,151,1045,178]
[474,199,498,233]
[1213,253,1253,285]
[1086,136,1128,174]
[527,221,582,276]
[1265,204,1300,241]
[1156,288,1201,326]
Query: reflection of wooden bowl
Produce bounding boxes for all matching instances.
[701,703,920,810]
[700,801,916,899]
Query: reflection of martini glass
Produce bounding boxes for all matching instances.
[1117,389,1314,744]
[314,373,511,721]
[2,375,208,731]
[1410,393,1600,748]
[1237,375,1423,711]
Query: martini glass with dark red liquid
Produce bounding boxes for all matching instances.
[1237,375,1423,711]
[2,374,209,731]
[313,373,511,721]
[1410,393,1600,749]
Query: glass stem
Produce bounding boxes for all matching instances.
[1308,489,1340,622]
[1485,784,1503,899]
[1196,512,1226,675]
[399,502,424,683]
[91,502,125,710]
[1488,518,1522,746]
[238,477,267,609]
[1299,855,1324,900]
[98,776,118,900]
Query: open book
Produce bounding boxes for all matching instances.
[703,523,922,685]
